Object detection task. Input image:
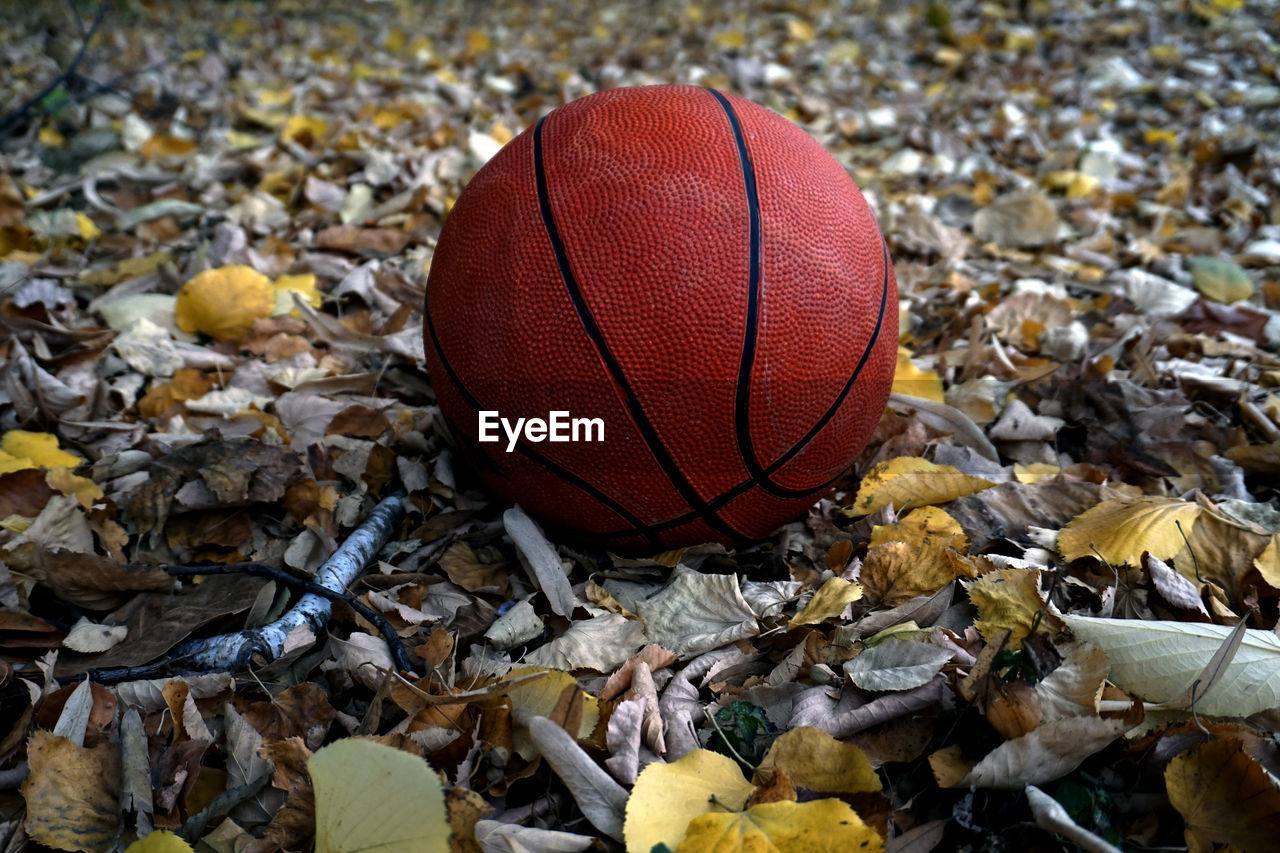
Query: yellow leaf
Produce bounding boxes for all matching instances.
[140,133,197,160]
[175,265,276,342]
[274,272,322,314]
[966,568,1044,649]
[869,505,967,550]
[39,125,65,146]
[257,87,294,107]
[891,347,944,402]
[1144,127,1179,148]
[861,540,965,608]
[124,830,195,853]
[788,577,863,628]
[1256,536,1280,589]
[713,29,746,49]
[756,727,881,796]
[1013,462,1060,483]
[22,731,118,850]
[0,449,31,474]
[624,750,754,853]
[847,457,994,517]
[1041,170,1099,199]
[1165,738,1280,853]
[75,211,99,241]
[678,799,883,853]
[1,430,82,468]
[309,738,449,853]
[1057,497,1203,565]
[502,667,600,760]
[46,467,104,509]
[786,17,815,42]
[280,115,330,149]
[465,29,491,54]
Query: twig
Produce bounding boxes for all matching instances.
[0,0,110,139]
[88,493,407,683]
[161,560,412,672]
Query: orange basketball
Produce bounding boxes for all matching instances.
[424,85,897,550]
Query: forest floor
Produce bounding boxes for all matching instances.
[3,0,1280,851]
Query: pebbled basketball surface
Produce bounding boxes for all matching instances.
[425,84,898,550]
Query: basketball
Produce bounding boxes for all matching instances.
[424,85,898,550]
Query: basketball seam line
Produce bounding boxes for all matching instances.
[712,89,888,501]
[590,237,891,539]
[532,113,749,544]
[707,89,774,497]
[423,305,665,549]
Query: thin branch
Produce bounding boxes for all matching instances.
[161,560,413,672]
[88,493,407,683]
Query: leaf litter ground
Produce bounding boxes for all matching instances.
[3,0,1280,850]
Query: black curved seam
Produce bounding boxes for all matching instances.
[425,306,665,550]
[707,89,769,497]
[762,239,891,481]
[591,238,892,537]
[533,114,748,543]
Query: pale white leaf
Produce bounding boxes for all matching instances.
[1026,785,1123,853]
[525,613,645,672]
[844,639,953,692]
[62,617,128,654]
[524,715,627,841]
[504,506,578,617]
[636,568,758,658]
[52,678,93,746]
[1035,643,1108,721]
[1144,554,1209,615]
[1062,614,1280,716]
[475,820,595,853]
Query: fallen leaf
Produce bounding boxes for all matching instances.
[624,749,755,853]
[965,568,1044,649]
[636,569,758,658]
[680,798,883,853]
[847,457,994,517]
[1062,614,1280,717]
[309,738,449,853]
[1165,737,1280,853]
[175,265,276,342]
[788,576,863,628]
[1057,497,1203,565]
[844,638,953,692]
[22,730,118,850]
[123,831,195,852]
[756,726,881,795]
[1188,256,1254,304]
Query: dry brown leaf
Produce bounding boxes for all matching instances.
[1165,737,1280,853]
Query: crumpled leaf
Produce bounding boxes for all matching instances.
[636,569,758,658]
[934,716,1128,789]
[308,738,449,853]
[966,568,1044,650]
[847,457,994,517]
[788,577,863,628]
[22,730,118,850]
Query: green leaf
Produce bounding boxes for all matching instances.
[1189,256,1254,304]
